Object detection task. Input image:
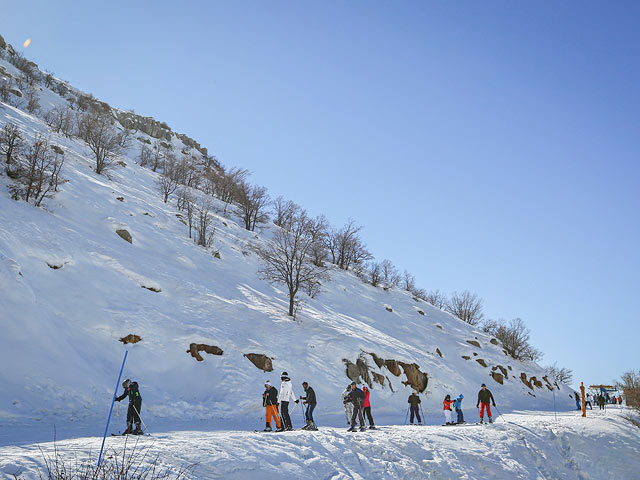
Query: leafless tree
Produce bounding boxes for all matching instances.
[8,134,64,207]
[176,187,196,239]
[424,289,448,309]
[0,77,13,103]
[254,211,330,317]
[368,261,382,287]
[620,370,640,410]
[237,181,270,231]
[325,219,371,271]
[77,110,122,174]
[209,166,248,214]
[545,362,574,385]
[483,318,543,362]
[381,259,401,289]
[157,158,181,203]
[24,84,40,114]
[402,270,416,292]
[273,196,301,229]
[194,197,216,247]
[0,123,24,165]
[44,105,75,137]
[446,290,484,325]
[148,141,169,172]
[139,144,152,167]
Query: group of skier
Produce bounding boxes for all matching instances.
[111,375,499,435]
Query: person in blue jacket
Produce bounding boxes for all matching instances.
[453,394,465,424]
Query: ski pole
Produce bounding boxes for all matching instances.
[493,405,502,420]
[98,350,128,467]
[132,403,148,433]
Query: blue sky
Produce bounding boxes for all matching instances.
[2,1,638,389]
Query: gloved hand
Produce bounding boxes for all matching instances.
[295,400,299,404]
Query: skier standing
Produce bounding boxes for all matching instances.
[341,385,354,425]
[597,394,605,410]
[476,384,496,423]
[298,381,318,430]
[585,393,593,410]
[346,382,366,432]
[443,394,454,425]
[115,378,143,435]
[278,371,297,431]
[453,394,465,424]
[408,391,422,425]
[263,380,283,432]
[362,385,376,429]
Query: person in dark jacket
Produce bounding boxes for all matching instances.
[346,382,366,432]
[408,391,422,425]
[476,384,496,423]
[115,379,142,435]
[597,394,605,410]
[574,392,581,410]
[262,380,283,432]
[298,382,318,430]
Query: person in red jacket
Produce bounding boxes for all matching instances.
[618,395,623,405]
[443,394,454,425]
[362,386,376,430]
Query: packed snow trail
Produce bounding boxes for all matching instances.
[1,409,639,479]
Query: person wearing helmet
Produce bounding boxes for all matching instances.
[341,385,354,425]
[262,380,283,432]
[115,378,142,435]
[453,394,465,424]
[278,371,297,431]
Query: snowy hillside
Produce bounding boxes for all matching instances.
[0,39,574,440]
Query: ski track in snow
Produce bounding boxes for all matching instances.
[1,410,639,479]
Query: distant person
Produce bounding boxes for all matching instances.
[408,391,422,425]
[476,384,496,424]
[453,394,465,424]
[115,378,143,435]
[278,371,297,431]
[618,395,623,405]
[262,380,283,432]
[346,382,366,432]
[597,394,605,410]
[612,396,617,405]
[585,393,593,410]
[298,381,317,430]
[605,393,610,404]
[443,394,454,425]
[342,385,354,425]
[362,386,376,429]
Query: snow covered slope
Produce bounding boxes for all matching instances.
[2,408,639,479]
[0,47,574,437]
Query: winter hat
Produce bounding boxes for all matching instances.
[122,379,131,389]
[265,380,271,386]
[363,386,369,392]
[281,371,288,377]
[458,394,464,399]
[481,384,486,387]
[350,381,357,386]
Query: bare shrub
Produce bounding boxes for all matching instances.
[424,289,447,309]
[0,123,25,165]
[273,196,301,229]
[194,198,215,247]
[368,261,382,287]
[402,270,416,292]
[254,211,329,317]
[237,181,270,231]
[446,290,484,325]
[24,84,40,114]
[325,219,371,271]
[44,105,75,137]
[545,362,574,385]
[620,370,640,410]
[381,259,401,289]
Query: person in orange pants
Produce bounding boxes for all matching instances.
[263,381,283,432]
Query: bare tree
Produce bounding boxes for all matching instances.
[157,158,180,203]
[0,123,24,165]
[76,110,122,174]
[0,77,13,103]
[176,187,196,239]
[402,270,416,292]
[237,181,270,231]
[24,84,40,114]
[8,134,64,207]
[446,290,484,325]
[194,197,216,247]
[44,105,75,137]
[272,196,301,229]
[325,219,371,271]
[368,261,382,287]
[381,259,401,289]
[484,318,543,362]
[545,362,574,385]
[620,370,640,410]
[424,289,448,309]
[254,211,330,317]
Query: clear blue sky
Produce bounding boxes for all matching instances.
[2,1,639,389]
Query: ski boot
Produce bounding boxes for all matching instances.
[263,424,272,432]
[133,422,143,435]
[309,422,318,431]
[275,426,285,432]
[359,426,367,432]
[369,425,376,430]
[301,420,311,430]
[488,417,493,424]
[122,421,133,435]
[479,418,484,424]
[347,426,357,432]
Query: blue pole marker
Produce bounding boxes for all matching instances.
[98,350,128,467]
